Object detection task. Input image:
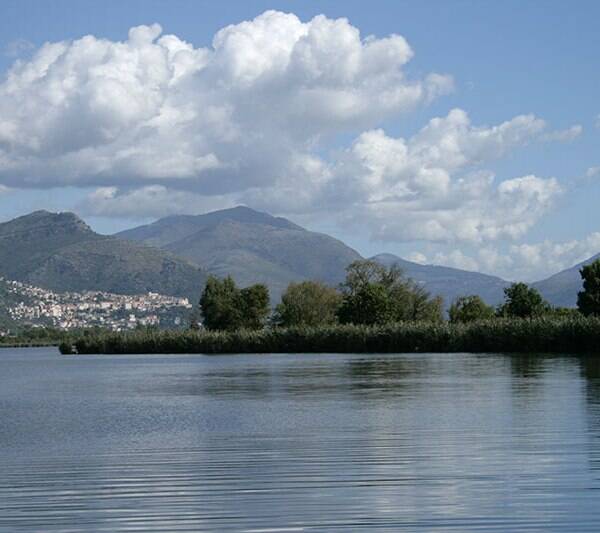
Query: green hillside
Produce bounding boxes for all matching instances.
[118,206,362,302]
[0,211,207,301]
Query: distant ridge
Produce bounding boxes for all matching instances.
[371,253,510,307]
[2,207,592,310]
[117,206,517,307]
[117,206,362,302]
[0,210,206,300]
[533,253,600,307]
[117,206,303,248]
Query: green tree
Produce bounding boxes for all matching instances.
[449,295,495,323]
[391,279,444,322]
[577,259,600,316]
[199,275,242,330]
[199,276,270,330]
[340,259,402,295]
[337,283,391,326]
[337,259,443,325]
[240,284,270,329]
[273,281,342,327]
[497,282,549,318]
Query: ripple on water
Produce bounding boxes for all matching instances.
[1,349,600,531]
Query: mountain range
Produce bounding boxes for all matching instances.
[371,253,510,307]
[0,211,206,301]
[117,206,362,303]
[0,207,594,309]
[532,253,600,307]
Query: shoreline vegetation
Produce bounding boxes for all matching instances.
[3,341,61,348]
[59,317,600,355]
[17,257,600,356]
[1,327,72,349]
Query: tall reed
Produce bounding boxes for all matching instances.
[60,317,600,355]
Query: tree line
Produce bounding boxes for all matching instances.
[195,259,600,331]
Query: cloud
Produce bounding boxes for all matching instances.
[0,12,575,245]
[407,251,427,264]
[82,107,563,239]
[508,234,600,280]
[0,12,451,191]
[311,109,563,243]
[419,246,513,277]
[540,124,582,142]
[421,233,600,281]
[80,185,235,218]
[432,250,479,272]
[586,166,600,178]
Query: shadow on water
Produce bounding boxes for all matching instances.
[506,352,548,379]
[152,355,462,403]
[152,353,586,405]
[154,356,420,400]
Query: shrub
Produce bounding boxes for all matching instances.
[273,281,342,327]
[449,295,495,323]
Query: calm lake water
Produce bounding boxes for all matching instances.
[2,348,600,532]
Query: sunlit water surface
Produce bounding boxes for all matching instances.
[2,348,600,531]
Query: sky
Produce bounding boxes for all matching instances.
[0,0,599,281]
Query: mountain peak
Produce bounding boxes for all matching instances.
[116,205,304,248]
[532,251,600,307]
[117,206,362,302]
[192,206,304,231]
[0,210,206,300]
[371,253,414,265]
[1,209,93,235]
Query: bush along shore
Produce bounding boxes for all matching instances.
[60,317,600,355]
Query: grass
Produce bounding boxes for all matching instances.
[59,317,600,355]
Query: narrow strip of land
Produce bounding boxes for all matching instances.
[60,318,600,355]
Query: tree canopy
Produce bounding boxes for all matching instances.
[497,282,549,318]
[577,259,600,316]
[337,259,443,325]
[449,295,495,323]
[273,280,342,327]
[199,275,270,330]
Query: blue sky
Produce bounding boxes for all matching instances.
[0,0,598,280]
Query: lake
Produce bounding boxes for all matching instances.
[1,348,600,531]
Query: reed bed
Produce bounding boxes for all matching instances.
[60,317,600,355]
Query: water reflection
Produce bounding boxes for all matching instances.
[1,349,600,531]
[577,356,600,479]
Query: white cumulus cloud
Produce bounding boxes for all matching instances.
[0,11,580,247]
[422,233,600,281]
[81,185,236,219]
[310,109,563,243]
[0,12,451,191]
[407,251,427,265]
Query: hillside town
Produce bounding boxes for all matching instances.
[1,277,193,331]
